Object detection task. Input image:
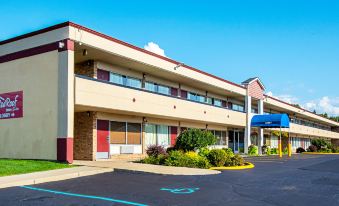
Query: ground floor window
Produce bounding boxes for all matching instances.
[208,130,227,145]
[271,136,278,148]
[110,121,141,145]
[145,124,170,147]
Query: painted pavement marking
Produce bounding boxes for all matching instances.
[160,187,200,194]
[20,185,148,206]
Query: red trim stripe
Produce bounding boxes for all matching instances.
[0,39,73,63]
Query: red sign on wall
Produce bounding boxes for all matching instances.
[0,91,23,120]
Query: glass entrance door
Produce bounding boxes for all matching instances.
[229,130,244,153]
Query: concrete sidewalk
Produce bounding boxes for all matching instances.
[73,160,220,175]
[0,166,113,189]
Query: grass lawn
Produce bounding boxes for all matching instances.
[0,159,74,177]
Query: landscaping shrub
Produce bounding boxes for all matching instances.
[146,145,167,157]
[142,154,167,165]
[174,129,216,151]
[198,147,210,158]
[248,145,258,156]
[222,148,235,158]
[319,148,332,153]
[207,149,227,167]
[271,148,278,154]
[265,146,271,155]
[164,150,210,169]
[262,145,267,155]
[166,146,176,154]
[308,145,317,152]
[283,147,288,155]
[332,146,339,153]
[311,139,330,150]
[296,147,306,153]
[229,154,245,166]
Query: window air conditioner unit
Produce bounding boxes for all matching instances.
[120,145,134,154]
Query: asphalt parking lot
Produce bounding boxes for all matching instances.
[1,154,339,206]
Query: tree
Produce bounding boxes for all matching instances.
[174,129,217,151]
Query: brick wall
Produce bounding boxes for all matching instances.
[75,60,97,78]
[74,112,97,160]
[248,80,264,100]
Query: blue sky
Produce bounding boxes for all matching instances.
[1,0,339,116]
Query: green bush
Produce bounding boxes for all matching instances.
[164,150,210,169]
[266,146,271,155]
[230,154,245,166]
[311,139,330,150]
[198,147,210,158]
[248,145,258,156]
[142,154,167,165]
[207,149,227,167]
[222,148,235,158]
[175,129,216,151]
[283,147,288,155]
[332,146,339,153]
[319,148,332,153]
[271,148,278,154]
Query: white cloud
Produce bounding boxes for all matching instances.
[144,42,166,57]
[266,91,298,104]
[304,96,339,116]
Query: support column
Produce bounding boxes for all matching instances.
[57,39,74,163]
[258,99,264,155]
[244,95,252,154]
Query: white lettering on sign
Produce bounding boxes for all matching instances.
[0,91,23,120]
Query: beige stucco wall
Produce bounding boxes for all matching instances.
[0,51,59,160]
[268,123,339,139]
[75,77,246,127]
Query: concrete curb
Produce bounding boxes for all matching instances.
[0,166,114,189]
[73,160,221,175]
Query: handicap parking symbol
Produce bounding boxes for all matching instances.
[160,187,199,194]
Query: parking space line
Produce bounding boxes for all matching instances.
[20,186,148,206]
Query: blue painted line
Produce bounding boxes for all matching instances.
[20,185,148,206]
[160,188,199,194]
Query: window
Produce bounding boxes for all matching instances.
[127,123,141,144]
[214,99,222,107]
[110,121,141,145]
[145,124,157,146]
[145,82,157,92]
[110,121,126,144]
[126,77,142,88]
[270,136,278,148]
[109,73,124,85]
[206,97,212,104]
[145,81,170,95]
[209,130,227,145]
[158,85,170,95]
[188,92,197,101]
[145,124,170,147]
[232,104,244,112]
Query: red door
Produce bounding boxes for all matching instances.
[97,120,109,158]
[170,126,178,146]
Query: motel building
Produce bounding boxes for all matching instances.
[1,22,339,163]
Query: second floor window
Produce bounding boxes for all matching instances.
[213,99,222,107]
[145,82,170,95]
[109,72,141,89]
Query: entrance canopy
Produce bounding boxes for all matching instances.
[251,114,290,128]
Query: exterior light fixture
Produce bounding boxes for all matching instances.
[82,49,88,56]
[174,63,184,70]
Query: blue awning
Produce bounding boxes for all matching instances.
[251,114,290,128]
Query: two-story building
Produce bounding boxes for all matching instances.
[1,22,338,163]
